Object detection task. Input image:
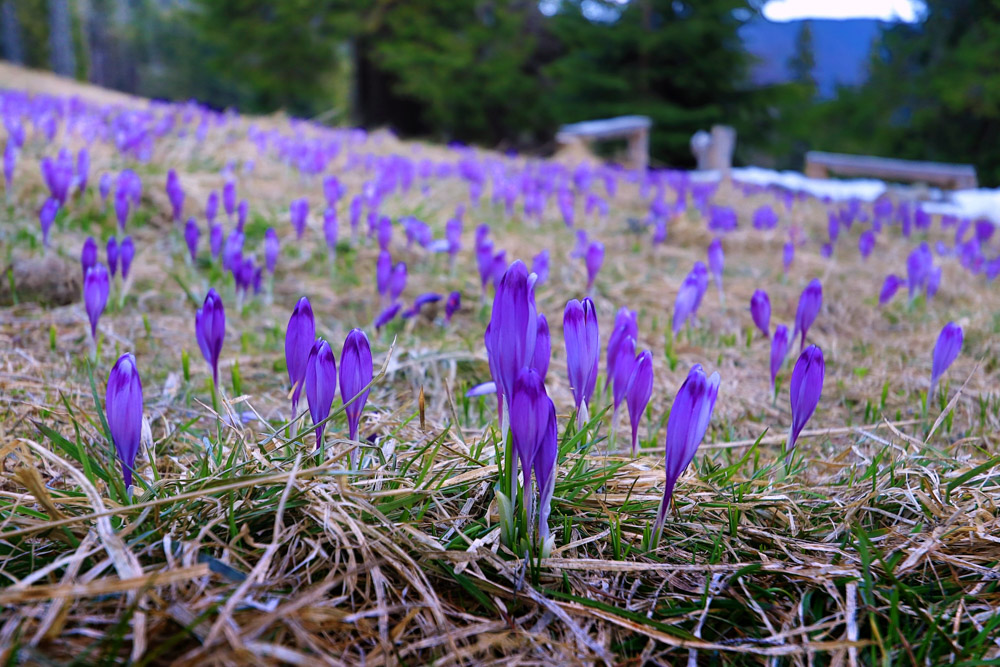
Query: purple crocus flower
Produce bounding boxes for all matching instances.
[607,307,638,385]
[486,260,538,415]
[264,228,279,274]
[377,215,392,251]
[402,292,443,320]
[107,237,119,277]
[305,338,337,450]
[753,205,778,230]
[340,328,374,463]
[510,367,558,543]
[571,230,589,259]
[532,314,551,380]
[376,251,392,299]
[612,335,637,424]
[374,302,401,331]
[786,345,824,465]
[564,298,600,423]
[672,268,702,335]
[285,297,316,413]
[166,169,184,221]
[120,236,134,281]
[236,200,248,232]
[445,291,461,323]
[707,238,724,296]
[290,198,308,239]
[625,349,653,456]
[585,241,604,292]
[476,239,495,296]
[782,241,794,273]
[879,275,904,306]
[750,290,770,338]
[99,172,112,202]
[3,142,16,189]
[858,230,875,260]
[770,324,789,390]
[223,180,236,218]
[76,148,89,194]
[105,353,144,488]
[323,175,342,207]
[81,237,97,278]
[389,262,407,302]
[930,322,963,398]
[323,208,338,255]
[532,249,550,286]
[84,264,110,341]
[793,279,822,351]
[222,230,244,271]
[907,243,933,300]
[114,189,130,231]
[205,191,219,224]
[927,265,942,299]
[210,223,223,260]
[183,218,200,262]
[490,251,508,290]
[39,198,59,247]
[195,288,225,385]
[652,364,720,545]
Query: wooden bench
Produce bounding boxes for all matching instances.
[556,115,652,170]
[805,151,978,190]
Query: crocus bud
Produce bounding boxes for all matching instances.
[39,198,59,247]
[195,288,225,385]
[166,169,184,221]
[285,297,316,413]
[105,353,144,488]
[532,249,550,286]
[210,223,223,260]
[476,239,495,294]
[389,262,407,302]
[930,322,963,398]
[652,364,720,545]
[120,236,134,281]
[858,230,875,259]
[377,216,393,251]
[81,237,97,277]
[106,237,119,277]
[612,335,636,420]
[707,238,724,293]
[264,228,279,274]
[672,270,700,335]
[753,205,777,230]
[402,292,443,320]
[323,207,338,253]
[770,324,789,390]
[323,175,342,207]
[99,172,112,202]
[793,279,822,351]
[786,345,824,465]
[532,314,550,380]
[290,198,308,238]
[571,230,588,259]
[782,241,794,273]
[445,291,461,323]
[750,290,770,338]
[236,200,248,232]
[305,338,337,450]
[184,218,200,261]
[114,189,130,231]
[76,148,89,193]
[4,142,16,188]
[927,265,942,299]
[376,251,392,298]
[340,328,374,459]
[626,349,654,456]
[84,264,110,341]
[510,367,558,543]
[564,298,600,420]
[879,274,904,306]
[585,241,604,292]
[205,191,219,224]
[606,307,637,384]
[374,302,401,331]
[486,260,538,410]
[223,180,236,218]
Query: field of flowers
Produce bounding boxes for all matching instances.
[1,68,999,665]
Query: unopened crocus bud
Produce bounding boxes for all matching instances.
[564,298,600,421]
[105,353,144,488]
[114,189,130,231]
[81,237,97,277]
[793,279,822,351]
[39,198,59,247]
[84,264,110,341]
[402,292,443,320]
[532,314,551,380]
[264,228,279,274]
[99,172,112,202]
[3,142,16,188]
[107,237,119,277]
[323,208,337,254]
[652,364,720,545]
[585,241,604,292]
[445,291,461,322]
[166,169,184,221]
[184,218,200,261]
[210,223,223,260]
[707,238,724,294]
[236,200,248,232]
[607,307,637,385]
[672,270,701,335]
[290,198,308,238]
[195,288,225,385]
[626,349,653,456]
[205,191,219,224]
[612,335,637,422]
[782,241,794,273]
[786,345,824,465]
[486,260,538,412]
[770,324,789,390]
[510,367,558,543]
[285,296,316,413]
[930,322,963,398]
[76,148,89,194]
[532,249,550,286]
[858,230,875,259]
[879,274,904,306]
[305,338,337,450]
[120,236,134,281]
[340,328,374,461]
[750,290,770,338]
[223,180,236,218]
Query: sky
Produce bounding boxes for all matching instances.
[762,0,924,22]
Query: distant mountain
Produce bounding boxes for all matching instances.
[740,18,886,97]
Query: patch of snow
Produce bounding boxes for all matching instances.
[922,189,1000,223]
[730,166,888,201]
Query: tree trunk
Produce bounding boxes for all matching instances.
[0,0,24,64]
[48,0,76,77]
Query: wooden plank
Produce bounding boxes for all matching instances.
[557,115,652,141]
[805,151,977,189]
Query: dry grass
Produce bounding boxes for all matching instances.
[1,69,999,665]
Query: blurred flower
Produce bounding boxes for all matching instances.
[793,279,822,351]
[374,302,401,331]
[121,236,134,280]
[532,249,550,286]
[930,322,963,398]
[750,289,770,338]
[205,191,219,225]
[770,324,789,390]
[84,264,110,341]
[879,274,904,306]
[858,230,876,259]
[184,218,200,261]
[376,251,392,299]
[532,313,550,380]
[106,236,119,277]
[39,197,59,247]
[290,198,308,239]
[707,238,724,295]
[753,205,778,230]
[81,237,97,277]
[402,292,443,320]
[445,291,461,323]
[210,223,223,260]
[166,169,184,221]
[264,228,279,274]
[585,241,604,292]
[782,241,794,273]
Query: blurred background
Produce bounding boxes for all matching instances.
[2,0,996,184]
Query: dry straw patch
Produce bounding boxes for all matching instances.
[1,70,999,664]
